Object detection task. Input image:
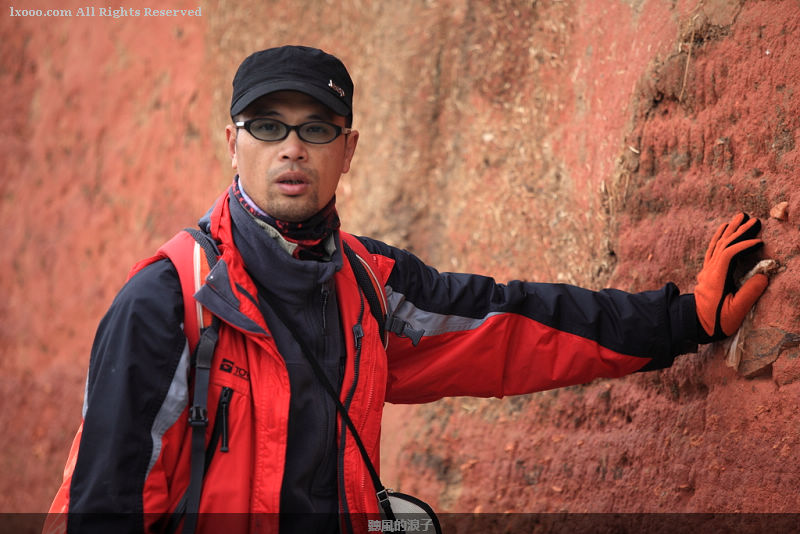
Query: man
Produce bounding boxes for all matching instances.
[48,45,768,533]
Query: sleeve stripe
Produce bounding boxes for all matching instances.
[146,337,190,479]
[387,286,503,337]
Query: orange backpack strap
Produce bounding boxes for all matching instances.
[152,229,217,352]
[341,233,389,348]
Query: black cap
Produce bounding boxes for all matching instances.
[230,45,354,119]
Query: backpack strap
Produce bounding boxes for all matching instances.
[181,315,219,534]
[155,228,221,534]
[185,228,219,334]
[340,233,389,349]
[340,234,426,347]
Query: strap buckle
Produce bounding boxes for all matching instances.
[377,488,392,506]
[188,405,208,427]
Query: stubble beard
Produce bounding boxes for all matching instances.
[265,165,321,223]
[267,191,320,222]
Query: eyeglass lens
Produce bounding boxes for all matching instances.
[248,119,339,144]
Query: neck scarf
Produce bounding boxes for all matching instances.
[233,178,340,261]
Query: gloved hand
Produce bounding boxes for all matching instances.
[694,213,768,342]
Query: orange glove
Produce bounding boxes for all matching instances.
[694,213,768,341]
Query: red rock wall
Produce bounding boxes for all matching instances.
[2,0,798,517]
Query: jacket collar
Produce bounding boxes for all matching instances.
[194,185,344,332]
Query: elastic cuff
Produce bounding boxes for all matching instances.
[637,289,699,373]
[671,293,701,352]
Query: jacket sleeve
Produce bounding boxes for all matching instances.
[356,237,700,404]
[50,259,188,533]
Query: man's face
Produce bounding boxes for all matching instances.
[226,90,359,222]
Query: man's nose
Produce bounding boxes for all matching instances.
[279,130,307,161]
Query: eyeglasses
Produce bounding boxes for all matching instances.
[235,118,351,144]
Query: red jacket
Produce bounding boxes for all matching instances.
[49,186,700,533]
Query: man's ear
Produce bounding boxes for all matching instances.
[341,130,359,174]
[225,124,238,169]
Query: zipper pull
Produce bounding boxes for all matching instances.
[220,387,233,452]
[352,323,364,351]
[321,286,330,332]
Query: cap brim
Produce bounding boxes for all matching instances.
[230,80,351,117]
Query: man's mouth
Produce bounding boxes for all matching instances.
[276,170,308,183]
[275,172,310,195]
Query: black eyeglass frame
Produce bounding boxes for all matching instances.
[235,118,352,144]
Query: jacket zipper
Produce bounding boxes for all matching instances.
[195,386,233,488]
[360,340,379,514]
[219,386,233,453]
[339,289,366,533]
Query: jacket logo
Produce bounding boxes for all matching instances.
[219,358,250,381]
